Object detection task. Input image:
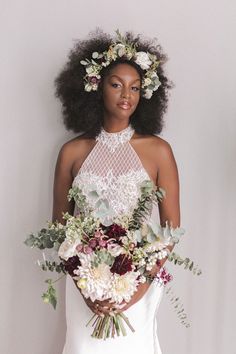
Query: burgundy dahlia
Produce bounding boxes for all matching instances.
[105,224,127,240]
[63,256,81,277]
[110,254,133,275]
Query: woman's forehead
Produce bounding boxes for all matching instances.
[107,63,141,80]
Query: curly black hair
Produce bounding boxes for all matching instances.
[55,29,173,138]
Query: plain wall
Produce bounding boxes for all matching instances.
[1,1,235,353]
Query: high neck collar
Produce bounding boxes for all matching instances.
[96,125,135,153]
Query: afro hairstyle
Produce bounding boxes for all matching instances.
[55,29,173,138]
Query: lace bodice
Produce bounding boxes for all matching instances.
[72,125,151,219]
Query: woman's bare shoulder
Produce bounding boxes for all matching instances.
[152,135,173,154]
[133,133,173,157]
[57,135,96,165]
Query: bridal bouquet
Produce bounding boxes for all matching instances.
[25,180,201,339]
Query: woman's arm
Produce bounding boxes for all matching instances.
[154,140,180,269]
[157,141,180,228]
[52,143,75,224]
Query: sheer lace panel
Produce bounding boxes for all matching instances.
[72,126,150,217]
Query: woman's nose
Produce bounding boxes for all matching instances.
[121,87,130,99]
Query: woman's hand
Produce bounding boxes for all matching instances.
[89,298,125,316]
[82,297,116,316]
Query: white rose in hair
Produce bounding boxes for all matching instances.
[114,43,126,57]
[143,77,152,86]
[143,89,153,99]
[151,72,161,91]
[134,52,152,70]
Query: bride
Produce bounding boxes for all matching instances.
[52,29,180,354]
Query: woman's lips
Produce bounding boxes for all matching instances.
[117,101,131,110]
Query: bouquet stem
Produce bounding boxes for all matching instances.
[86,313,135,340]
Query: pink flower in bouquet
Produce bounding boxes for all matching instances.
[76,244,84,252]
[98,239,107,247]
[156,267,173,285]
[110,254,133,275]
[89,238,97,249]
[84,245,93,254]
[94,230,103,238]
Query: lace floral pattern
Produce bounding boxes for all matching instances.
[72,125,151,219]
[73,169,149,217]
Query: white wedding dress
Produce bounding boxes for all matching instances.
[62,125,163,354]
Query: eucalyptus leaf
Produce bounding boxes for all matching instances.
[147,220,163,236]
[24,236,35,247]
[88,190,99,200]
[171,227,185,240]
[133,229,142,243]
[42,238,54,249]
[146,229,157,243]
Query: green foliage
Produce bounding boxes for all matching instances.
[129,183,166,230]
[91,250,114,267]
[39,260,66,274]
[165,286,190,328]
[42,279,57,310]
[155,187,166,201]
[168,252,202,276]
[67,186,90,215]
[24,223,66,250]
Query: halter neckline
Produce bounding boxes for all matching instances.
[96,125,134,153]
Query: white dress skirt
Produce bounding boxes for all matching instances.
[62,125,163,354]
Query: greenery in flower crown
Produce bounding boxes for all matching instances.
[80,29,161,99]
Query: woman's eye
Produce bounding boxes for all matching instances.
[111,83,121,88]
[110,83,140,91]
[132,87,140,92]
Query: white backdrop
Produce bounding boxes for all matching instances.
[0,1,235,353]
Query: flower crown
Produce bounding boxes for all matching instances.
[80,30,161,99]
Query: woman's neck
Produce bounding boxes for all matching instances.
[102,118,130,133]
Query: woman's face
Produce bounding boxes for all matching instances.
[102,63,141,121]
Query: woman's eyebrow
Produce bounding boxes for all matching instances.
[109,75,141,83]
